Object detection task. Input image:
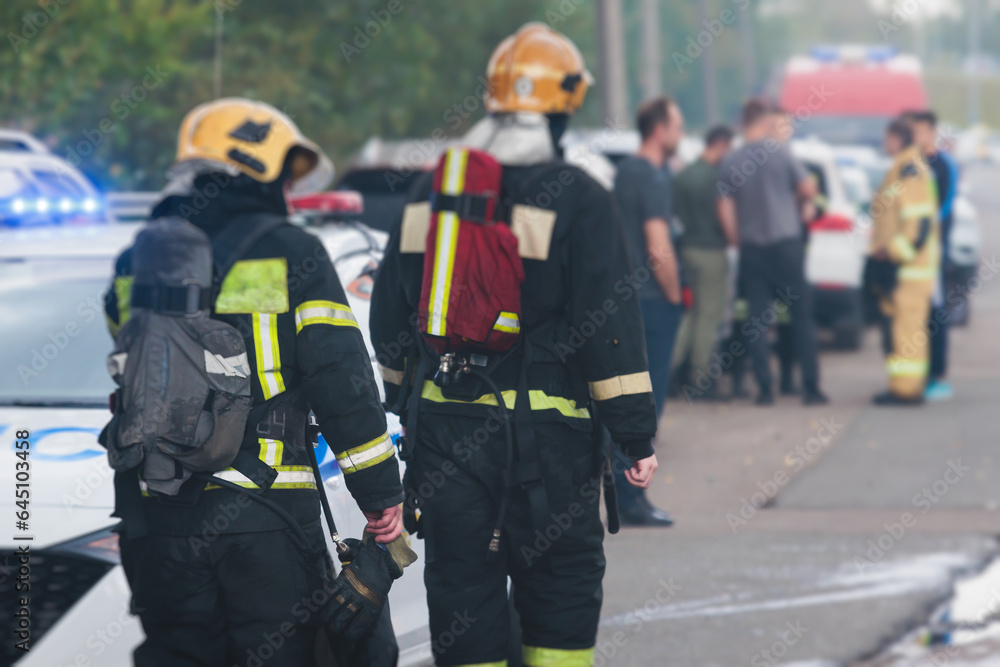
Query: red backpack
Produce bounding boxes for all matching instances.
[418,147,524,355]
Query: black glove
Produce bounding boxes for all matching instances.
[322,537,403,644]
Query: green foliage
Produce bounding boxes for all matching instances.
[1,0,599,191]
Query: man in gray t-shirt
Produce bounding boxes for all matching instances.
[718,139,809,246]
[717,99,827,406]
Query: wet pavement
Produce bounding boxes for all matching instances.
[597,164,1000,666]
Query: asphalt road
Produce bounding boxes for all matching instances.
[597,164,1000,667]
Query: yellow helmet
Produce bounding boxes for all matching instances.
[175,98,326,184]
[485,23,593,115]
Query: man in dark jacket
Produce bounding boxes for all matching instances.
[371,23,659,667]
[104,98,404,666]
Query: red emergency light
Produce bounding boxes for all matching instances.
[290,191,364,215]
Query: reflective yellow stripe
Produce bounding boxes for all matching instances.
[336,432,395,474]
[898,265,936,281]
[295,299,358,333]
[215,258,289,314]
[901,202,935,220]
[427,148,468,337]
[494,311,521,334]
[522,645,594,666]
[258,438,284,466]
[890,235,917,263]
[205,466,316,490]
[420,381,591,420]
[887,356,929,378]
[588,372,653,401]
[379,364,405,386]
[252,313,285,399]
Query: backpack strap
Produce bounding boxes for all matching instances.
[211,212,289,289]
[506,337,551,538]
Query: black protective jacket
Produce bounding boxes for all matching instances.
[105,187,403,535]
[371,160,657,459]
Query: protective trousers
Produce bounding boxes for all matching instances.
[881,277,933,399]
[411,414,606,666]
[120,521,330,667]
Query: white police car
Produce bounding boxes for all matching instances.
[0,130,106,227]
[0,206,433,666]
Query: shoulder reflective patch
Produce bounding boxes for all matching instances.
[511,204,557,260]
[204,350,249,378]
[114,276,134,329]
[216,258,289,314]
[294,300,358,333]
[400,201,432,253]
[589,371,653,401]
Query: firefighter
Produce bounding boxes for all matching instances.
[371,23,659,666]
[870,118,939,405]
[104,98,404,665]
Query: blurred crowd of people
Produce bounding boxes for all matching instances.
[611,96,959,523]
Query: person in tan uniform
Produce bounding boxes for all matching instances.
[869,118,940,405]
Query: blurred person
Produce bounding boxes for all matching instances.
[611,96,684,526]
[868,118,939,405]
[371,23,660,664]
[671,124,737,401]
[718,99,828,406]
[614,97,684,412]
[103,99,406,666]
[905,110,959,401]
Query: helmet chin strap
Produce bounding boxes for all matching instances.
[546,113,570,158]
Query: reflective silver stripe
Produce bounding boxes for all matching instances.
[107,352,128,377]
[336,433,395,474]
[295,300,358,332]
[589,372,653,400]
[494,312,520,333]
[204,350,250,378]
[253,313,285,399]
[211,468,315,488]
[259,438,283,466]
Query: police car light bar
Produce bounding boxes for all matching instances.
[809,45,898,63]
[4,196,102,216]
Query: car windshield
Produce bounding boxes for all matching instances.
[0,257,114,406]
[0,168,31,198]
[795,115,890,148]
[32,170,87,198]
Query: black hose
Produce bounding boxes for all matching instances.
[199,473,312,551]
[468,366,514,559]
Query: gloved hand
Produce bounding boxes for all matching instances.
[322,537,403,644]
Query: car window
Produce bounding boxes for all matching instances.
[0,168,29,198]
[804,162,828,197]
[0,258,114,405]
[31,170,87,197]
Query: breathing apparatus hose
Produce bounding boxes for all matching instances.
[467,366,514,559]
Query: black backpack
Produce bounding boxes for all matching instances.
[103,215,284,495]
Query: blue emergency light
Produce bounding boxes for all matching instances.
[6,196,101,215]
[809,45,899,63]
[2,196,103,226]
